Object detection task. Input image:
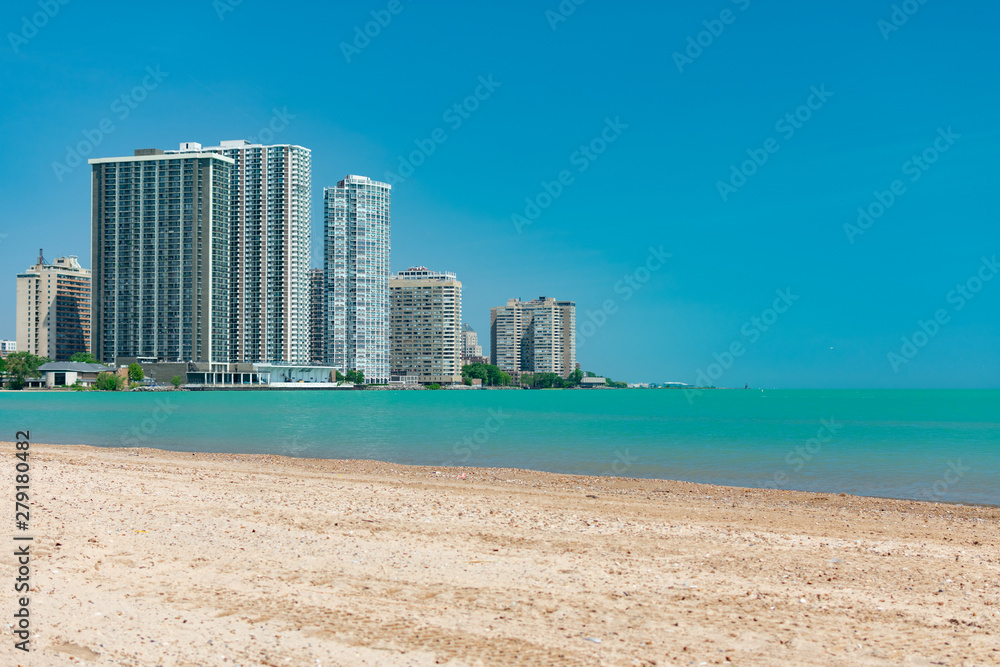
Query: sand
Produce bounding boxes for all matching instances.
[2,444,998,666]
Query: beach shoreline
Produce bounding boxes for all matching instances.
[4,443,998,666]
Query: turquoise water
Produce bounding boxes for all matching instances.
[1,389,997,505]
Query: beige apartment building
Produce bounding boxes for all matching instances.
[491,296,575,378]
[16,252,92,360]
[389,267,462,384]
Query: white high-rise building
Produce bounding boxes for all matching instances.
[170,141,312,364]
[323,175,391,383]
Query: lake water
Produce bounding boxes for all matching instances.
[2,389,997,505]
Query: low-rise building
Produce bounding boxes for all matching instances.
[36,361,114,388]
[115,357,189,386]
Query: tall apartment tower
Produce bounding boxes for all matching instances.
[460,323,483,360]
[170,141,312,364]
[323,175,391,383]
[309,268,325,364]
[16,251,91,360]
[490,297,576,378]
[89,149,232,363]
[389,267,462,384]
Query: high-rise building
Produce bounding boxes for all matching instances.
[490,297,576,378]
[323,175,391,383]
[0,340,16,358]
[460,323,483,360]
[169,141,312,364]
[16,251,91,360]
[309,268,325,364]
[89,149,232,363]
[389,267,462,384]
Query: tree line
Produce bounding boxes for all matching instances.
[461,364,626,388]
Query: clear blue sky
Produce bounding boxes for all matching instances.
[1,0,997,387]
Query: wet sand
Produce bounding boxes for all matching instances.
[4,443,999,666]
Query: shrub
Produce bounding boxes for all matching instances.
[93,372,124,391]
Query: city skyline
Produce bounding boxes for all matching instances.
[1,1,997,387]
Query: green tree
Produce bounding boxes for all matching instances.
[170,375,184,389]
[128,363,145,382]
[335,369,345,382]
[461,363,488,383]
[461,363,513,387]
[69,352,97,363]
[567,368,583,386]
[344,369,365,384]
[426,383,441,390]
[94,372,124,391]
[529,372,565,389]
[3,352,48,390]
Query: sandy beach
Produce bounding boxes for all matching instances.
[3,444,998,666]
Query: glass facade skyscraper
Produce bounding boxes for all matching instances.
[323,175,391,383]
